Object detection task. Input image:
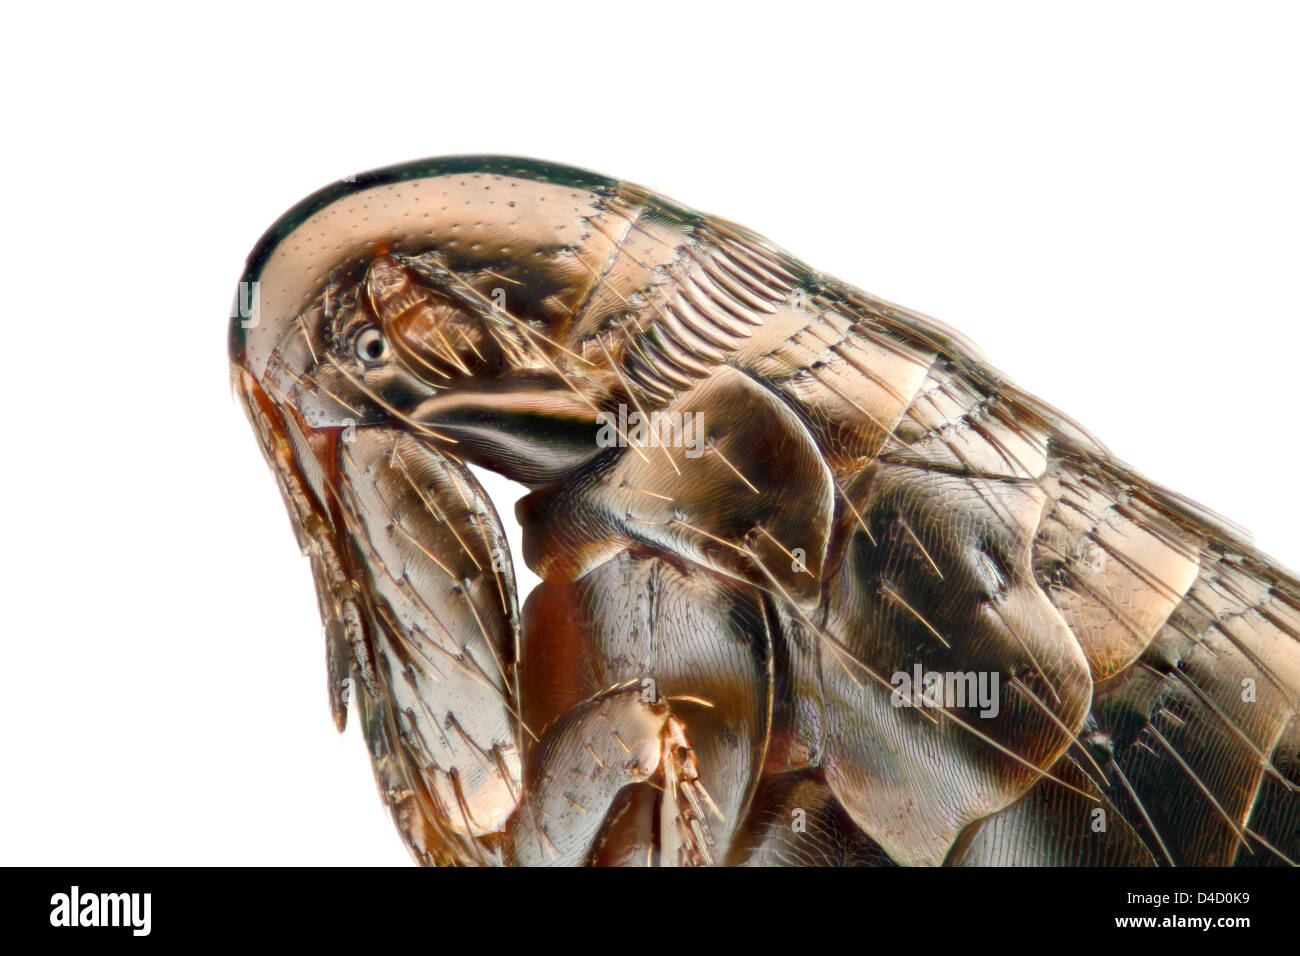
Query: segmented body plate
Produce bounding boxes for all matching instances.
[232,157,1299,866]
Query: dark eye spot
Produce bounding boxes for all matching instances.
[355,328,387,363]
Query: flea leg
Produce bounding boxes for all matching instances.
[515,551,773,864]
[505,684,717,866]
[656,711,720,866]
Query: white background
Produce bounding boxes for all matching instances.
[1,1,1296,865]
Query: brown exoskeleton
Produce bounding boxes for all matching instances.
[231,156,1299,866]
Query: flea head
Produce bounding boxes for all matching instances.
[227,156,690,482]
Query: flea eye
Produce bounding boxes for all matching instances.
[355,328,388,363]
